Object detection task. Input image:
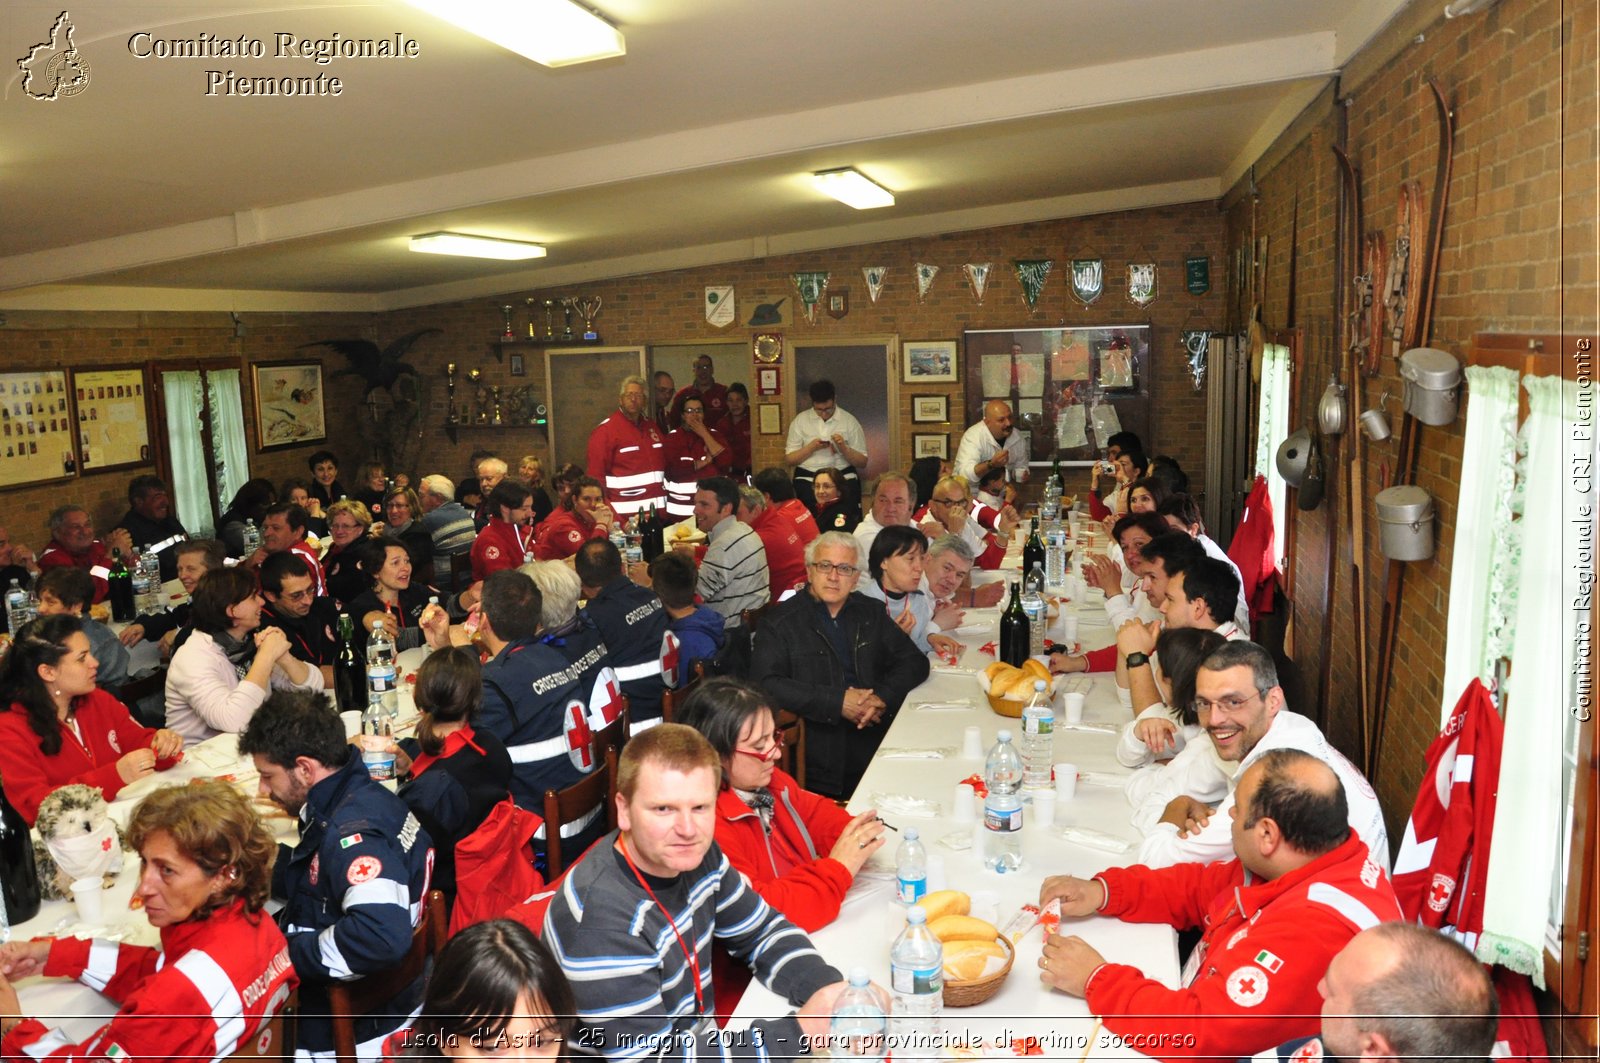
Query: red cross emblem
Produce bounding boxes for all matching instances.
[660,630,682,689]
[589,668,623,726]
[565,699,596,770]
[1427,873,1454,913]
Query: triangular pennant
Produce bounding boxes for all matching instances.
[1069,258,1103,306]
[1013,259,1053,310]
[704,285,735,328]
[914,262,939,303]
[963,262,992,304]
[793,271,830,324]
[862,265,888,303]
[1127,262,1158,306]
[1181,329,1211,390]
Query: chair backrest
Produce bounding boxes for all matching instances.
[229,988,298,1060]
[775,708,806,789]
[449,550,474,594]
[115,667,167,718]
[542,756,615,878]
[328,889,447,1063]
[659,663,704,723]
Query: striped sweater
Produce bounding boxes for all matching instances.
[544,834,840,1062]
[699,516,768,626]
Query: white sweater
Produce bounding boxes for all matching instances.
[164,630,325,745]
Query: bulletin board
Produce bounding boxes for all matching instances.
[0,369,77,490]
[544,346,649,474]
[963,325,1152,466]
[72,366,153,473]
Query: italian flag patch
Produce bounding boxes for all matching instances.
[1254,949,1283,973]
[339,833,363,849]
[103,1044,130,1059]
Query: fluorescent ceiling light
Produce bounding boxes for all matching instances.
[410,232,547,260]
[405,0,624,68]
[812,168,895,210]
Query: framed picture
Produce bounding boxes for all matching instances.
[758,403,782,435]
[912,433,949,460]
[70,366,152,473]
[252,361,327,451]
[910,394,948,424]
[757,367,781,396]
[903,340,959,383]
[0,369,77,490]
[509,353,527,378]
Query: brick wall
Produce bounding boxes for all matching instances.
[1226,0,1595,841]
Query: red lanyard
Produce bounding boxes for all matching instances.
[617,837,703,1014]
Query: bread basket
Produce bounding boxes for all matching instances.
[977,663,1064,719]
[942,935,1014,1007]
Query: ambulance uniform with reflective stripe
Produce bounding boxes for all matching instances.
[117,507,189,582]
[586,409,667,518]
[582,576,669,730]
[37,537,115,603]
[1,899,296,1063]
[273,755,434,1059]
[478,631,624,839]
[1081,832,1401,1062]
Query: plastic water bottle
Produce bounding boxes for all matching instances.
[1045,527,1068,589]
[831,967,887,1063]
[131,550,157,616]
[241,518,262,556]
[888,907,942,1055]
[1021,681,1055,790]
[366,620,398,723]
[1041,476,1061,523]
[4,580,32,637]
[895,828,928,905]
[982,730,1024,872]
[1021,564,1046,657]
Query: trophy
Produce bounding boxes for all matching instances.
[524,297,539,340]
[560,298,575,342]
[466,368,488,424]
[500,305,516,341]
[543,299,556,340]
[445,363,459,425]
[491,385,503,426]
[576,295,603,343]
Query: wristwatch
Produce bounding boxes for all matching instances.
[1125,652,1151,669]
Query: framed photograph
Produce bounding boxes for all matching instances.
[509,353,527,378]
[70,366,152,473]
[758,403,782,435]
[903,340,959,384]
[0,369,77,490]
[757,367,781,396]
[252,361,327,451]
[910,394,948,424]
[912,433,949,460]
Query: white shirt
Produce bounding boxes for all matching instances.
[853,511,886,556]
[786,406,867,473]
[953,422,1029,484]
[1199,532,1252,635]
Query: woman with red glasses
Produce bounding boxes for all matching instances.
[676,676,886,1019]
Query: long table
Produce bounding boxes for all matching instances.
[731,541,1178,1060]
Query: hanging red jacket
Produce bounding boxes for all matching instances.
[1227,474,1279,622]
[448,798,545,937]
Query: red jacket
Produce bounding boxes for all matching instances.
[449,798,545,937]
[748,508,806,603]
[673,383,729,426]
[662,426,732,516]
[1,899,297,1061]
[0,688,178,824]
[1085,833,1401,1062]
[289,539,326,596]
[774,498,819,547]
[534,507,608,561]
[37,537,114,603]
[722,411,752,474]
[587,410,667,518]
[711,769,853,1016]
[1227,475,1279,622]
[1392,678,1502,934]
[471,516,536,581]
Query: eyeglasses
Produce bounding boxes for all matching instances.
[735,730,785,761]
[931,496,970,507]
[277,588,315,603]
[810,561,860,577]
[329,521,362,532]
[1190,692,1263,717]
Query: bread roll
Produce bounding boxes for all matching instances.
[929,915,1001,943]
[942,940,1006,982]
[1023,659,1051,684]
[914,890,970,923]
[1003,670,1043,699]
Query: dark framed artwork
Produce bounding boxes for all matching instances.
[70,366,152,473]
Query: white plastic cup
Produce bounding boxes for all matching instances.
[1032,789,1057,828]
[1054,763,1079,801]
[961,725,984,760]
[340,710,362,739]
[952,782,977,823]
[71,878,104,925]
[1061,614,1080,646]
[926,853,948,893]
[1063,691,1086,725]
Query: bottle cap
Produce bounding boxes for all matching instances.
[848,966,872,987]
[905,907,927,924]
[997,728,1013,742]
[1034,680,1046,691]
[903,827,919,841]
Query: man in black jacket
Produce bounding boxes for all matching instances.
[749,530,929,798]
[114,475,189,582]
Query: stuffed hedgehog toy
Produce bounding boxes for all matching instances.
[32,784,127,900]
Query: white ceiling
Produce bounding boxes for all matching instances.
[0,0,1409,312]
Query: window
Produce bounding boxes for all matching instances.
[157,363,249,536]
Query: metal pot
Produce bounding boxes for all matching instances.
[1399,347,1462,426]
[1375,485,1436,561]
[1318,377,1347,436]
[1276,428,1312,487]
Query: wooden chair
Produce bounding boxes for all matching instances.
[229,989,297,1060]
[449,551,475,595]
[775,708,806,789]
[328,890,447,1063]
[659,661,705,723]
[115,666,167,728]
[542,752,618,878]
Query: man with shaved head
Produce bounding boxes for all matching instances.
[954,398,1029,486]
[1037,749,1403,1062]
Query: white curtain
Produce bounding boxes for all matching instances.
[1253,344,1291,567]
[1478,375,1582,983]
[1439,365,1521,726]
[205,369,250,512]
[162,371,213,536]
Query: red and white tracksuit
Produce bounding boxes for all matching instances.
[662,426,732,516]
[587,410,666,518]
